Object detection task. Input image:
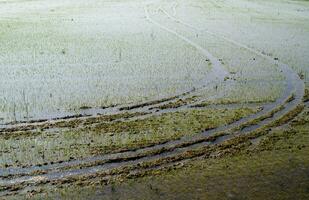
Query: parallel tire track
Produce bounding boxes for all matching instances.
[0,1,305,197]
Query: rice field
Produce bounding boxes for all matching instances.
[0,0,308,199]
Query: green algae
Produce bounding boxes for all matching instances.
[149,96,197,110]
[304,87,309,102]
[193,99,269,108]
[0,107,258,168]
[17,105,309,200]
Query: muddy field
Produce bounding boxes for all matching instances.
[0,0,308,199]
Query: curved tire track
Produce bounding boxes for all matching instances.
[0,1,305,196]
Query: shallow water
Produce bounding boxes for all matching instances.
[1,0,303,124]
[0,0,213,123]
[0,0,306,187]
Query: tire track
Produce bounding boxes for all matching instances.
[0,1,305,196]
[159,1,304,108]
[144,3,230,84]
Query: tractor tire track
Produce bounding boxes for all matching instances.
[0,1,305,196]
